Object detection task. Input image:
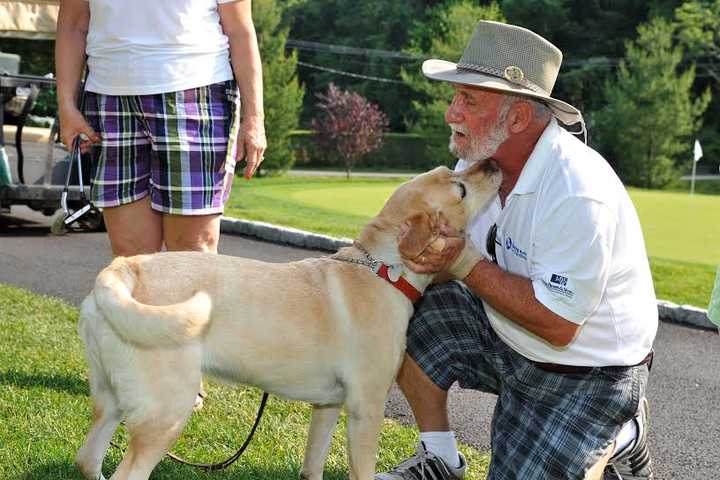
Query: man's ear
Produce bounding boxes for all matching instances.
[398,211,435,259]
[507,100,533,134]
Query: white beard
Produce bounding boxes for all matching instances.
[449,120,509,163]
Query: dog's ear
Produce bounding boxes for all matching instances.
[398,211,436,259]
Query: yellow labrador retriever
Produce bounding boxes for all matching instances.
[75,162,501,480]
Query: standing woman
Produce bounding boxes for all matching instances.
[55,0,266,256]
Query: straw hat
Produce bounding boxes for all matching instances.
[423,20,583,127]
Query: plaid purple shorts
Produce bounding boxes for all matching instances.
[83,80,241,215]
[407,281,649,479]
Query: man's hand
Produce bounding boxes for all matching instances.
[399,220,466,274]
[237,114,267,179]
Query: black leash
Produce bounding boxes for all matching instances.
[110,391,269,472]
[165,392,269,471]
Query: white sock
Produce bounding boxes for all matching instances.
[614,418,638,457]
[420,431,462,469]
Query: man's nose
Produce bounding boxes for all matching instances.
[445,99,463,124]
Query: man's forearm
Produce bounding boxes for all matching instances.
[462,259,580,347]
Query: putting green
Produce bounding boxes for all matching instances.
[630,189,719,266]
[290,185,397,216]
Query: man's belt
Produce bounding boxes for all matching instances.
[533,351,654,375]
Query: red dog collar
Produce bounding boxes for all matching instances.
[375,264,423,304]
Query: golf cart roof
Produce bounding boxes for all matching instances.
[0,0,59,40]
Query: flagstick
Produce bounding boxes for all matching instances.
[690,154,697,196]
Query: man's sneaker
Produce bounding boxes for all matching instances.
[376,442,466,480]
[604,397,654,479]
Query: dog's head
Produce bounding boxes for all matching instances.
[368,160,501,260]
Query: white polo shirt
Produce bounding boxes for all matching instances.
[456,119,658,366]
[84,0,237,95]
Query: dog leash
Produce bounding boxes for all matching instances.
[109,391,269,472]
[165,392,269,471]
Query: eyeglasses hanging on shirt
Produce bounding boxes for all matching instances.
[486,223,499,264]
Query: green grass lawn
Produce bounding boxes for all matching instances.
[226,176,719,308]
[0,284,490,479]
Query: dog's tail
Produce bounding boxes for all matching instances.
[93,258,212,348]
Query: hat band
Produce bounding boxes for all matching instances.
[456,62,547,96]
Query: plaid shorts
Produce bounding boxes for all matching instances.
[84,80,241,215]
[407,281,649,480]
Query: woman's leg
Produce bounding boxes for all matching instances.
[103,196,163,257]
[163,213,221,253]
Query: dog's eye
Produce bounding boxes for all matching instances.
[454,182,467,199]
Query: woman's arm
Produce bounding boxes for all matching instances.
[55,0,100,150]
[219,0,266,179]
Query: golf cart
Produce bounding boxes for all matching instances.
[0,0,102,233]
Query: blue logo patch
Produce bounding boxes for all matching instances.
[504,235,527,260]
[545,273,574,299]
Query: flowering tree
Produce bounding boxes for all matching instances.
[313,84,389,178]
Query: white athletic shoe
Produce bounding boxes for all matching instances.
[375,442,466,480]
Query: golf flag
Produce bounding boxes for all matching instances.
[694,139,703,162]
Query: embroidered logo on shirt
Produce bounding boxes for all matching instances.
[504,236,527,260]
[545,273,575,299]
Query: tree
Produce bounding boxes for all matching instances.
[286,0,428,129]
[593,18,711,188]
[401,1,505,167]
[253,0,304,174]
[313,83,388,178]
[674,0,720,84]
[501,0,572,44]
[674,1,720,173]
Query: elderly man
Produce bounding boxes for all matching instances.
[377,21,657,480]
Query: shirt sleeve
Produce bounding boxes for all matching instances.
[530,196,616,325]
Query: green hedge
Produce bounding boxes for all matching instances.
[289,130,444,172]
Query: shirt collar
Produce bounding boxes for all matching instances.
[508,118,560,196]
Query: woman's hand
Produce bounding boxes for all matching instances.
[58,104,101,153]
[237,114,266,179]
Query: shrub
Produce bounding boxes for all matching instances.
[312,83,389,178]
